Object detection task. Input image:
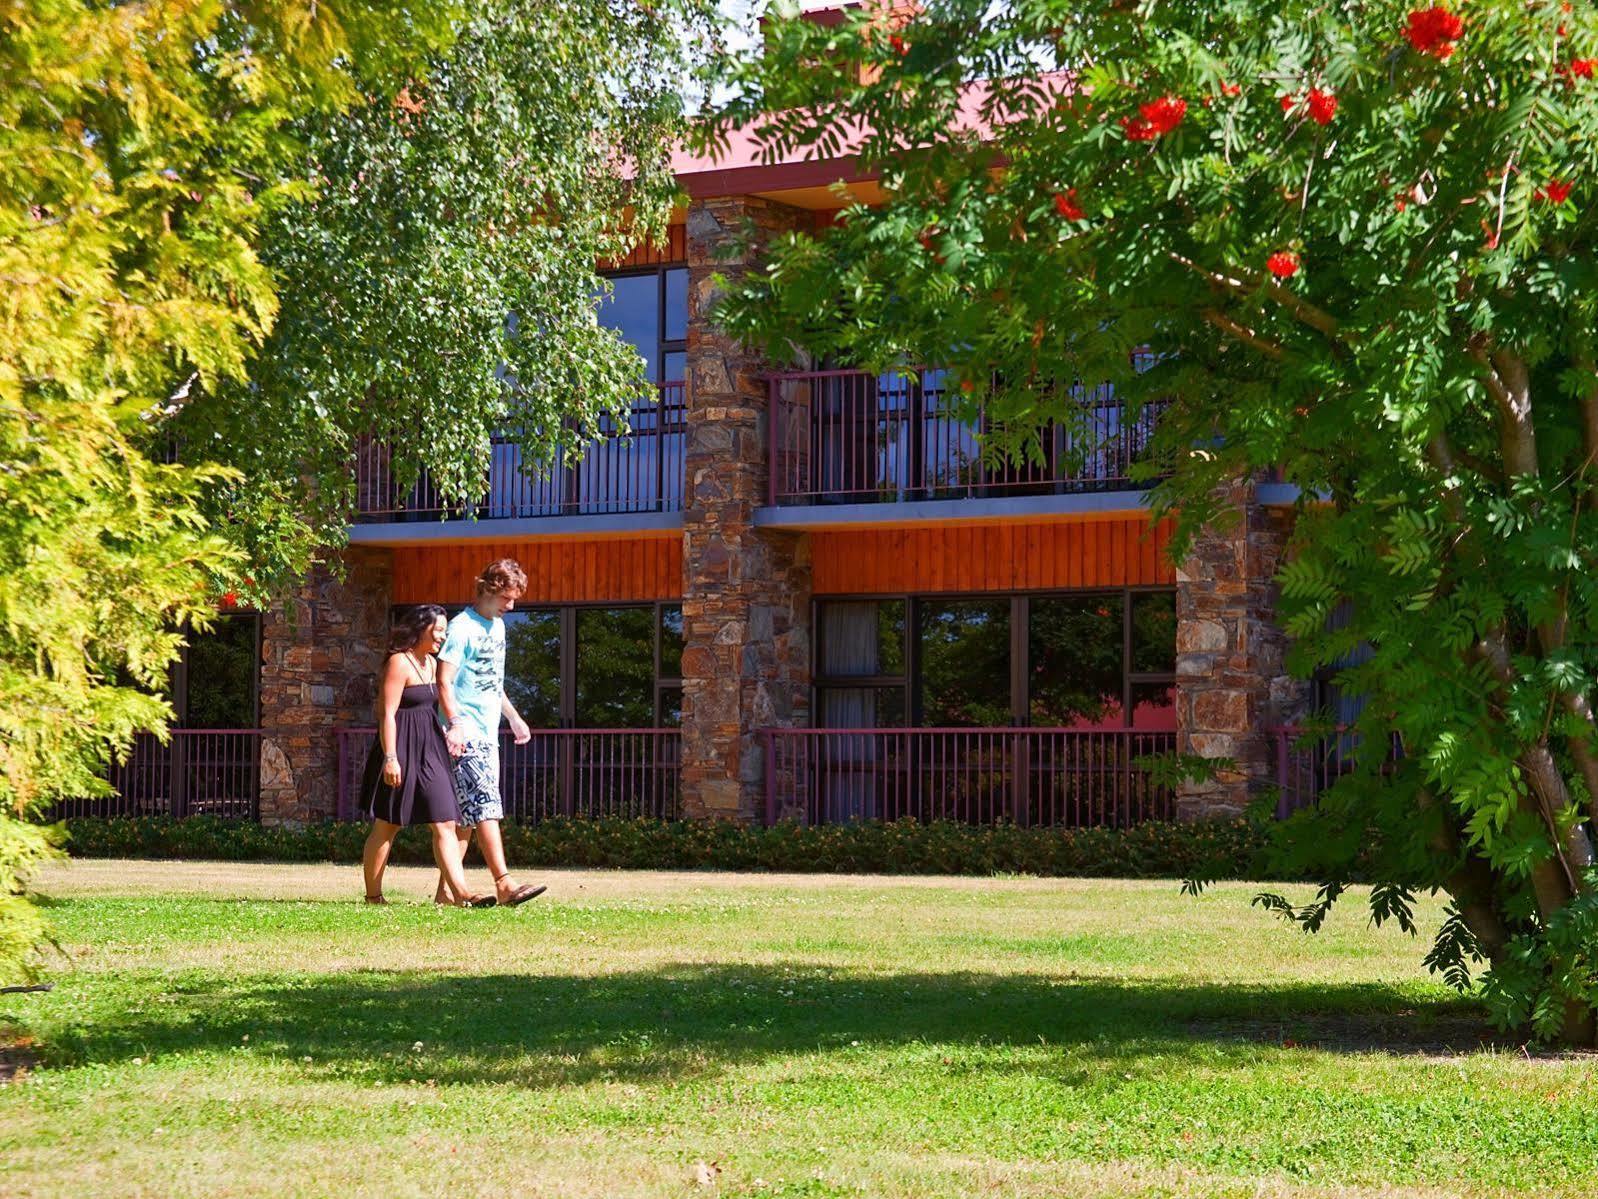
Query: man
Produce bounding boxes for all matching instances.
[436,557,547,907]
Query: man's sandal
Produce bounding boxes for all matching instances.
[501,883,547,907]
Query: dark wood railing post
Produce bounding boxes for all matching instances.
[170,732,189,821]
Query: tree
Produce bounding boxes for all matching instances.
[176,0,714,594]
[707,0,1598,1042]
[0,0,704,983]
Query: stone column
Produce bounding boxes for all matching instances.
[257,546,393,824]
[680,196,813,823]
[1175,483,1308,819]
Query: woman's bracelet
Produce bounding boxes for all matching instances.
[382,753,399,765]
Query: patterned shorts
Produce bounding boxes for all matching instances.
[452,739,504,827]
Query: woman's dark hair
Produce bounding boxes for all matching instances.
[387,604,448,654]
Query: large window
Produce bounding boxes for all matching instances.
[815,590,1175,730]
[501,603,682,728]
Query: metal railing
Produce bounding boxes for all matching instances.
[354,382,686,522]
[768,369,1165,506]
[54,730,261,820]
[335,727,681,822]
[763,727,1176,827]
[1270,725,1398,817]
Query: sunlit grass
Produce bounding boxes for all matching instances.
[2,859,1595,1198]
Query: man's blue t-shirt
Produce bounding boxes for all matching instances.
[439,608,505,744]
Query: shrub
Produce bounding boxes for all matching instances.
[59,816,1284,880]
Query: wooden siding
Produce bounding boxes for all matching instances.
[392,537,683,605]
[810,517,1175,595]
[600,226,687,270]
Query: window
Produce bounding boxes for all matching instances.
[597,266,687,384]
[814,590,1175,730]
[175,613,260,728]
[451,603,682,729]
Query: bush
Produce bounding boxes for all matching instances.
[59,816,1284,880]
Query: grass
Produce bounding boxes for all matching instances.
[3,861,1597,1198]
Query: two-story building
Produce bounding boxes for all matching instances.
[78,8,1313,831]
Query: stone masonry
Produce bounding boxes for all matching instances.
[680,196,813,822]
[1175,482,1309,819]
[258,546,393,824]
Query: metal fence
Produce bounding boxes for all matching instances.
[336,727,681,822]
[764,727,1177,827]
[354,382,686,521]
[54,730,261,820]
[768,368,1165,506]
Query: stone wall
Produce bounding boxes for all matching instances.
[1175,484,1309,819]
[258,547,393,824]
[680,195,813,823]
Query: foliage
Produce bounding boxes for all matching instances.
[61,815,1273,879]
[2,0,704,984]
[0,0,457,985]
[707,0,1598,1041]
[177,0,715,596]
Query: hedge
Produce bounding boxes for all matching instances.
[60,815,1282,879]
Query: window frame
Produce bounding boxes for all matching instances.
[812,586,1176,729]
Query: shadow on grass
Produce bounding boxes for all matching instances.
[32,964,1502,1085]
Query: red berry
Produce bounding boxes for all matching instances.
[1539,178,1573,205]
[1306,88,1337,125]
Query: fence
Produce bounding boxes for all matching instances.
[768,368,1165,505]
[54,730,261,820]
[335,727,681,822]
[764,727,1176,828]
[354,382,685,521]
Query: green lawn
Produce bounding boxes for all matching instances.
[4,861,1596,1198]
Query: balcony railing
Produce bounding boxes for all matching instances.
[354,382,685,522]
[764,727,1176,827]
[768,369,1165,506]
[335,727,681,822]
[54,729,261,820]
[1271,725,1399,817]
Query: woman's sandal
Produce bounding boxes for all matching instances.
[364,895,388,906]
[464,894,499,909]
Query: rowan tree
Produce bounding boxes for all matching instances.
[707,0,1598,1042]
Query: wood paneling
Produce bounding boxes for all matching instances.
[810,517,1175,595]
[600,226,687,270]
[392,537,682,605]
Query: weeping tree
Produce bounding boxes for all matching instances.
[706,0,1598,1042]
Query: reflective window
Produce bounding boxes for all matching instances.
[576,607,656,728]
[1028,596,1124,727]
[504,609,562,730]
[917,600,1012,727]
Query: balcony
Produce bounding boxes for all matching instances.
[336,728,682,822]
[764,727,1177,827]
[766,369,1164,515]
[353,382,685,529]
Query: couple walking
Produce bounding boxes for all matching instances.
[359,557,546,908]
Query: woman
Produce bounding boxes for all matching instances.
[360,604,494,907]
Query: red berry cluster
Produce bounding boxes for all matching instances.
[1402,6,1464,60]
[1121,95,1186,142]
[1281,88,1338,126]
[1053,188,1084,220]
[1266,251,1300,279]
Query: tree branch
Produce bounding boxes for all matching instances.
[1200,308,1284,360]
